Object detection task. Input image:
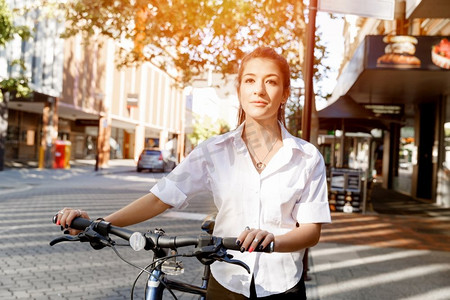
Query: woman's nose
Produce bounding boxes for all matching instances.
[254,80,266,96]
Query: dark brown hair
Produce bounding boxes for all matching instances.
[236,47,291,126]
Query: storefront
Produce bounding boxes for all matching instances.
[5,109,41,164]
[332,34,450,206]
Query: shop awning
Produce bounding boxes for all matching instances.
[318,95,387,132]
[318,95,376,119]
[406,0,450,19]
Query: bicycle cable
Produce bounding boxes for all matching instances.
[110,245,180,300]
[131,261,155,300]
[131,259,178,300]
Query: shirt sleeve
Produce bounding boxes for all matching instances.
[150,144,212,209]
[294,152,331,224]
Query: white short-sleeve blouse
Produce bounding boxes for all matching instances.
[151,122,331,297]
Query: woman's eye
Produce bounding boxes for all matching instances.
[244,78,254,83]
[266,79,278,85]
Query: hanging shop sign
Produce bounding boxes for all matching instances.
[127,93,139,108]
[366,35,450,70]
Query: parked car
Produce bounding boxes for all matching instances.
[137,149,177,173]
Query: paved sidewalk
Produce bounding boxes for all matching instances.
[2,160,450,299]
[0,159,135,195]
[306,185,450,300]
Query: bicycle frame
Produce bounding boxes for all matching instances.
[144,248,210,300]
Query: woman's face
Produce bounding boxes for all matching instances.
[238,58,287,123]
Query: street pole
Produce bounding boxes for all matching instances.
[302,0,317,142]
[301,0,318,281]
[42,97,58,169]
[95,100,103,172]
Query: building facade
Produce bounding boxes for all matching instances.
[331,0,449,207]
[61,34,185,166]
[1,0,65,168]
[1,1,184,169]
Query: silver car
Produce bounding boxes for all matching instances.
[137,149,177,172]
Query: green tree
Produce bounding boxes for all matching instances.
[0,0,32,170]
[0,0,31,100]
[286,89,303,137]
[188,115,230,147]
[61,0,333,139]
[285,25,334,138]
[61,0,313,85]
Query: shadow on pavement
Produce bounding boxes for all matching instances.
[370,182,450,219]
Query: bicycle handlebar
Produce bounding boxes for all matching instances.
[54,217,272,253]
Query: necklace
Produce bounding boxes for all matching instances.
[250,139,278,170]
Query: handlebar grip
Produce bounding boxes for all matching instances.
[70,217,93,230]
[222,237,241,251]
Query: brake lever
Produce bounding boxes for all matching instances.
[79,225,113,250]
[49,222,113,250]
[192,242,250,274]
[49,235,81,246]
[213,248,250,274]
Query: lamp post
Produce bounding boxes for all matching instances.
[302,0,317,143]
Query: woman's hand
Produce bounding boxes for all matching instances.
[54,208,90,235]
[236,227,275,253]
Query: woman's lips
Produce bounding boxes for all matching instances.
[251,101,268,106]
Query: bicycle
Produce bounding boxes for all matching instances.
[50,216,273,299]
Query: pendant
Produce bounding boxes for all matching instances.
[256,162,266,169]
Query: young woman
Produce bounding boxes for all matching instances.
[56,47,331,299]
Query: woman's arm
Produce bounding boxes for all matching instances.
[104,193,171,227]
[57,193,171,234]
[273,223,322,252]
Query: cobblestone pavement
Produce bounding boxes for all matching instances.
[0,163,217,300]
[2,161,450,300]
[306,189,450,300]
[320,212,450,252]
